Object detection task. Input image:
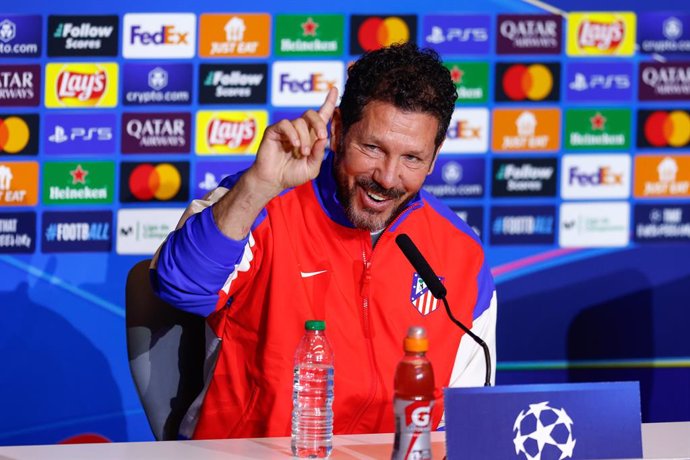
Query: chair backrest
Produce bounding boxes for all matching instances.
[125,259,207,440]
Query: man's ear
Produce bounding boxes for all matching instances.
[330,108,341,153]
[428,141,444,175]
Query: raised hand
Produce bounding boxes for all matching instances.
[249,87,339,198]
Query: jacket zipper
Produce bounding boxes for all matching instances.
[345,202,423,432]
[345,241,378,433]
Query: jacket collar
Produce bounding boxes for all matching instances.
[312,149,422,230]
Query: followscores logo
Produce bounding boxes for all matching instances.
[492,158,557,197]
[200,64,267,104]
[48,15,118,56]
[123,13,195,59]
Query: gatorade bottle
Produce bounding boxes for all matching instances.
[291,320,335,458]
[391,326,435,460]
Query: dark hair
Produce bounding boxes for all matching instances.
[339,42,457,150]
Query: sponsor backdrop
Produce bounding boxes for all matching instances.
[1,0,689,447]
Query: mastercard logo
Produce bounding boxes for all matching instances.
[643,111,690,148]
[128,163,182,201]
[351,15,416,54]
[499,64,556,101]
[0,116,30,154]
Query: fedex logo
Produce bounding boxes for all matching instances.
[561,154,631,199]
[568,166,623,185]
[272,61,344,107]
[279,73,335,93]
[123,13,195,58]
[130,25,188,45]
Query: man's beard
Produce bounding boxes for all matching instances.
[333,151,413,232]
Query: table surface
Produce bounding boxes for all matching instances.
[0,422,688,460]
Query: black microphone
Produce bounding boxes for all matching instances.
[395,233,492,386]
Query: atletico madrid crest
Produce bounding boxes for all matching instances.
[409,272,444,316]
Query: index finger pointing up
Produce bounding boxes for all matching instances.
[318,87,339,123]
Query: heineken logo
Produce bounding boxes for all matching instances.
[565,108,630,150]
[444,61,488,102]
[42,161,114,204]
[274,14,343,56]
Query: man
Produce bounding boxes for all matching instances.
[153,43,496,439]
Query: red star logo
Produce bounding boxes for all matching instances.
[70,164,88,184]
[590,112,607,130]
[450,66,464,84]
[301,17,318,36]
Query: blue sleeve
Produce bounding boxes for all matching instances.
[153,205,250,317]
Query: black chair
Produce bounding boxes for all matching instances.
[125,259,215,440]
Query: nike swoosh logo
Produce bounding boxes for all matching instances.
[300,270,328,278]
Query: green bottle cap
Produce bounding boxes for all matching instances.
[305,320,326,331]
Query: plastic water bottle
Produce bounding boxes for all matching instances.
[291,320,334,458]
[391,326,435,460]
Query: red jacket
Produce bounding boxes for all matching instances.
[153,153,496,439]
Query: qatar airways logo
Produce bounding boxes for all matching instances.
[207,118,256,149]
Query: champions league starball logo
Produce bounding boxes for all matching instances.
[513,401,576,460]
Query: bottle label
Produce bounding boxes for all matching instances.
[392,398,434,460]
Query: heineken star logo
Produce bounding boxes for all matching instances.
[590,112,607,130]
[301,17,318,36]
[450,66,464,83]
[70,164,88,184]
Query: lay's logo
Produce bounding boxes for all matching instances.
[196,110,267,154]
[567,12,636,56]
[45,63,118,108]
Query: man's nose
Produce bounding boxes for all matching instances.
[372,157,400,190]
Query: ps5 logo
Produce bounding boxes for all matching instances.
[48,125,113,143]
[569,72,630,91]
[426,26,488,44]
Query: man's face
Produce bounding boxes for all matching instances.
[332,100,441,232]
